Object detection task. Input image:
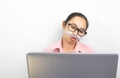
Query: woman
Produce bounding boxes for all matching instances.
[44,12,94,53]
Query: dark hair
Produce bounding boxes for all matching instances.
[64,12,89,30]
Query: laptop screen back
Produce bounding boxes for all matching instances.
[26,53,118,78]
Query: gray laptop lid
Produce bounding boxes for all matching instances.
[26,53,118,78]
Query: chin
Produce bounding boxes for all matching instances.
[69,40,77,44]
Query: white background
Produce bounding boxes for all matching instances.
[0,0,120,78]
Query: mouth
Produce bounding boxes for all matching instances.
[71,37,77,41]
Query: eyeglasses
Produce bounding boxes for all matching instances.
[67,23,87,37]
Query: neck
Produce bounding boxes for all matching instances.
[62,38,76,52]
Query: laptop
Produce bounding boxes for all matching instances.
[26,53,118,78]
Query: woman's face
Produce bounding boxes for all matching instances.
[62,16,87,44]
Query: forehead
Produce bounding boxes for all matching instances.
[68,16,87,29]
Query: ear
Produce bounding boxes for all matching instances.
[62,21,66,29]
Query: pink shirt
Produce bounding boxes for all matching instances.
[44,39,94,53]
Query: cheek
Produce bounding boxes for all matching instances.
[63,26,68,31]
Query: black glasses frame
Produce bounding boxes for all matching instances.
[67,23,87,36]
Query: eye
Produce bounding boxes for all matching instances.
[67,23,77,32]
[79,29,85,34]
[68,23,72,26]
[79,30,84,33]
[71,25,76,29]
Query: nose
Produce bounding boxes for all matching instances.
[73,30,78,35]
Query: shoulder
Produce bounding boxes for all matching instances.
[44,43,56,52]
[44,39,62,52]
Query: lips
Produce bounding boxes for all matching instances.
[71,37,77,41]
